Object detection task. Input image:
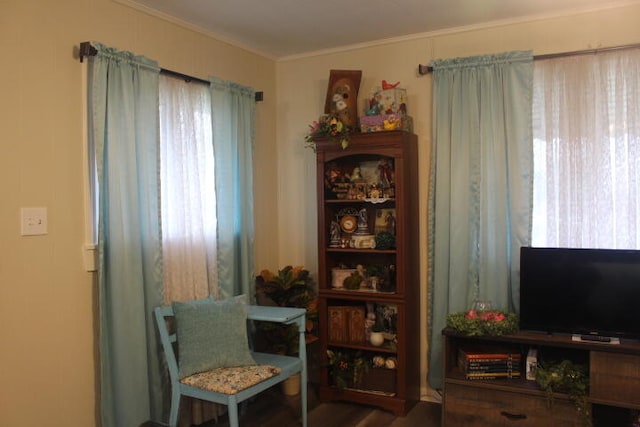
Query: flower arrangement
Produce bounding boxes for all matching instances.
[326,349,368,389]
[305,114,351,150]
[536,360,591,427]
[446,308,518,336]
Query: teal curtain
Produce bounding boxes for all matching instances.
[209,77,256,299]
[427,51,534,389]
[88,42,164,426]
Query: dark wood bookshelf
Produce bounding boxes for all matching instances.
[315,131,420,416]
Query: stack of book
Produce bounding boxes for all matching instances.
[457,347,522,380]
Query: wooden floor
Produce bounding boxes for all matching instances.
[207,384,442,427]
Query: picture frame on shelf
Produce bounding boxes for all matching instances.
[374,208,396,235]
[324,69,362,129]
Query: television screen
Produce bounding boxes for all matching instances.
[519,247,640,340]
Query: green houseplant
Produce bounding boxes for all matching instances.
[535,360,591,427]
[255,265,319,355]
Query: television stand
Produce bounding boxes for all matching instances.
[442,328,640,426]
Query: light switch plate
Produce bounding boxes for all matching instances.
[21,207,48,236]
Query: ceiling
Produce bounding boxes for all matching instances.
[119,0,635,59]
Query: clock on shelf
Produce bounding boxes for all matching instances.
[340,215,357,234]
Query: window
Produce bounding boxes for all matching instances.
[159,75,218,302]
[532,50,640,249]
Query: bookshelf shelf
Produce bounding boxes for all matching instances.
[314,131,420,416]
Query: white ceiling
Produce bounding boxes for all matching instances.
[119,0,636,59]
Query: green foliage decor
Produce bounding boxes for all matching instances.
[326,349,368,389]
[255,265,318,355]
[446,309,519,336]
[535,360,591,427]
[305,114,351,150]
[374,231,395,250]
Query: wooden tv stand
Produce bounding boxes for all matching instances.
[442,328,640,426]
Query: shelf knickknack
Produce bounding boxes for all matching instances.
[324,69,362,129]
[306,69,362,151]
[305,114,352,150]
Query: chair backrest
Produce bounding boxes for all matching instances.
[155,296,218,384]
[154,304,180,385]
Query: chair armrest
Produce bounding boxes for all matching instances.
[247,305,305,325]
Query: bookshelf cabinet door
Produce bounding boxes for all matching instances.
[444,384,580,427]
[590,351,640,407]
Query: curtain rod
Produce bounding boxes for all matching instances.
[417,42,640,75]
[79,42,264,102]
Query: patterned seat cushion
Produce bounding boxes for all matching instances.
[180,364,282,395]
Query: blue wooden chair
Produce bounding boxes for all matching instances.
[154,299,308,427]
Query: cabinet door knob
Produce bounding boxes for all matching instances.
[500,411,527,421]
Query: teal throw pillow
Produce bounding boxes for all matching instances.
[173,295,256,379]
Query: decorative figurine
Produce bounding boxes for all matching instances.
[329,221,341,247]
[355,208,369,235]
[365,302,377,340]
[381,80,400,90]
[383,115,400,130]
[385,210,396,235]
[349,166,363,182]
[378,158,393,188]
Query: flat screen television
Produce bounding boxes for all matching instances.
[519,246,640,340]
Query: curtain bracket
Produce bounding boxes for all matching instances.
[79,41,97,63]
[418,64,432,75]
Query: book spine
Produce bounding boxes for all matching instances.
[465,358,521,365]
[461,352,521,360]
[465,373,521,380]
[458,355,520,366]
[459,355,520,364]
[464,365,521,373]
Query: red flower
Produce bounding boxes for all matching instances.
[465,309,478,319]
[479,312,493,321]
[477,311,506,322]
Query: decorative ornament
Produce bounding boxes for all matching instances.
[446,308,519,336]
[305,114,351,150]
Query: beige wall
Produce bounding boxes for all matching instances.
[0,1,276,426]
[1,0,640,425]
[275,3,640,400]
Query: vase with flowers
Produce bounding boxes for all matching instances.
[305,114,352,150]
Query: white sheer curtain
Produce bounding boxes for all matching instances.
[159,75,223,426]
[532,49,640,249]
[159,75,219,303]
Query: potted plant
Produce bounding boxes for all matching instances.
[255,265,319,355]
[535,360,591,427]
